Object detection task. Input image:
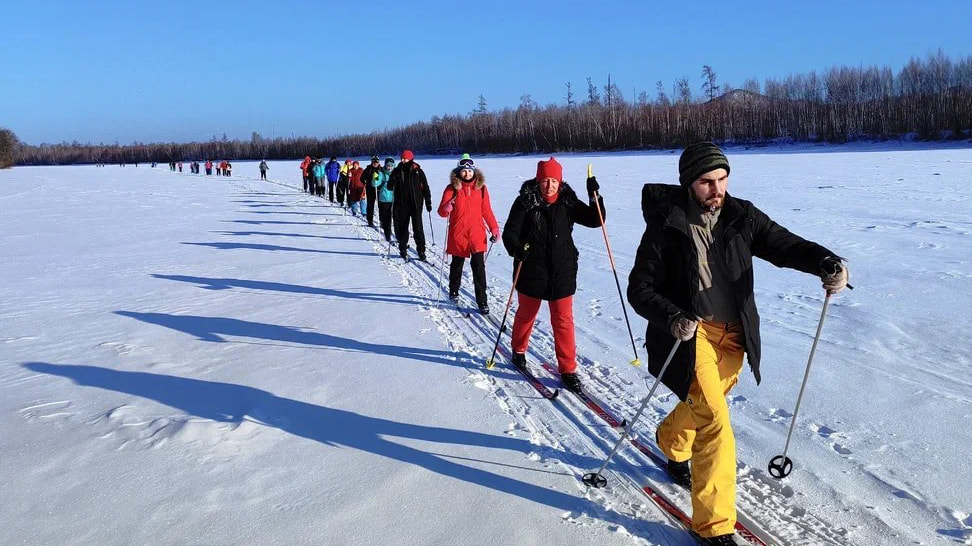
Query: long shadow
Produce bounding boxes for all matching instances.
[22,362,663,538]
[152,274,432,306]
[114,311,464,369]
[243,210,329,216]
[225,220,321,226]
[209,230,362,241]
[181,242,375,257]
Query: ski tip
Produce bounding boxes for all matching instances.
[551,388,561,400]
[618,419,628,429]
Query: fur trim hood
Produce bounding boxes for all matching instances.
[449,168,486,190]
[518,178,579,209]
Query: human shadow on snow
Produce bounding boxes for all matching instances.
[114,311,468,370]
[151,274,432,307]
[210,230,363,241]
[181,241,375,257]
[22,362,665,539]
[225,220,322,226]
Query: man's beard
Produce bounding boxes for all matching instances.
[696,195,723,213]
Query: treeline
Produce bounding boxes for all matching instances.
[0,127,19,168]
[15,50,972,166]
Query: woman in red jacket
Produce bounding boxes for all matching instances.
[437,155,500,314]
[348,161,366,216]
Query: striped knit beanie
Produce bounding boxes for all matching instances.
[678,142,730,187]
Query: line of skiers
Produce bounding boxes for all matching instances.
[168,160,235,176]
[291,142,851,545]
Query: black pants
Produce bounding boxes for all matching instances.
[303,175,309,192]
[394,207,425,256]
[450,252,487,306]
[336,182,347,206]
[366,186,377,226]
[328,182,336,202]
[378,202,393,241]
[260,171,267,180]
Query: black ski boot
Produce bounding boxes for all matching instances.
[477,302,489,315]
[449,290,459,303]
[699,534,738,545]
[561,372,583,394]
[666,459,692,489]
[400,250,409,261]
[511,352,527,370]
[418,252,427,262]
[656,429,692,489]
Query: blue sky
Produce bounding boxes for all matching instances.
[2,0,969,145]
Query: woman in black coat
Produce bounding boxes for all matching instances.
[502,157,605,393]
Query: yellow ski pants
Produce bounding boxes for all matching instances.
[656,320,744,538]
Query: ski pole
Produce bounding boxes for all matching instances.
[436,214,452,307]
[485,244,529,369]
[768,293,831,479]
[588,163,641,367]
[583,338,681,488]
[485,239,496,262]
[428,208,436,247]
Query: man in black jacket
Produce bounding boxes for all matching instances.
[387,150,432,260]
[626,142,848,545]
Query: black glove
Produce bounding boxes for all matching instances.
[586,176,600,196]
[513,244,530,260]
[426,202,432,212]
[489,234,498,243]
[819,257,849,294]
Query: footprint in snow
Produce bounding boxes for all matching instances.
[831,443,853,455]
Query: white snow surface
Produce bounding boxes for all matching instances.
[2,144,970,545]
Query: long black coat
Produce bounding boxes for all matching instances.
[627,184,836,401]
[387,161,431,216]
[502,179,605,301]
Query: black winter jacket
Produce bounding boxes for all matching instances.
[388,161,431,215]
[627,184,837,401]
[502,179,605,300]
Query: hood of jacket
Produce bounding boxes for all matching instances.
[449,168,485,190]
[518,178,579,209]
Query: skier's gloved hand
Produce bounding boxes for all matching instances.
[669,314,698,341]
[586,176,600,197]
[490,228,500,243]
[426,202,432,212]
[513,245,530,260]
[819,257,849,295]
[442,201,454,215]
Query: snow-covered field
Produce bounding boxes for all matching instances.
[1,143,970,545]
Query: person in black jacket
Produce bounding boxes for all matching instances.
[387,150,432,260]
[359,155,382,228]
[502,157,604,393]
[626,142,848,545]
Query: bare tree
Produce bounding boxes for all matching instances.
[0,127,19,168]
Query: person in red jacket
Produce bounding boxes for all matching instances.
[437,155,500,314]
[300,156,312,192]
[348,161,366,216]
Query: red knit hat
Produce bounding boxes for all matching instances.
[536,157,562,182]
[401,150,415,161]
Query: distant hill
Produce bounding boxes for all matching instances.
[708,89,775,104]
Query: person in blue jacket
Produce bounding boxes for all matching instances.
[312,159,326,198]
[324,157,341,203]
[374,158,396,242]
